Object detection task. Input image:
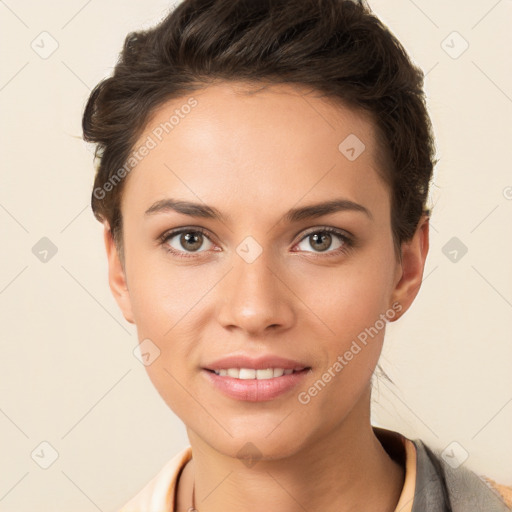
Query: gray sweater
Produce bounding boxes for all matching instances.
[410,438,511,511]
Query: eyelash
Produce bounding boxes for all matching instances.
[158,226,354,260]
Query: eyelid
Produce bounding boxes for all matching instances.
[159,226,216,246]
[295,225,353,242]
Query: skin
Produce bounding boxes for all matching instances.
[103,82,429,512]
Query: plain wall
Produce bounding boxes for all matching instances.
[1,1,511,510]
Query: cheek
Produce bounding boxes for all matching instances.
[299,267,392,418]
[125,248,205,335]
[128,272,202,415]
[291,257,394,338]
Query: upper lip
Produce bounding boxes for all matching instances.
[203,354,310,371]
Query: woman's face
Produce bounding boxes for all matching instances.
[105,82,426,459]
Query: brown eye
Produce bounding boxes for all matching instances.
[178,232,204,252]
[162,229,214,255]
[308,232,333,252]
[295,228,350,255]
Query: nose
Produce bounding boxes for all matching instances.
[216,247,295,337]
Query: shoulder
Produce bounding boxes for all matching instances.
[412,438,512,511]
[117,446,192,512]
[481,477,512,510]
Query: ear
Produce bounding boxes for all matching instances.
[103,222,135,324]
[388,214,430,321]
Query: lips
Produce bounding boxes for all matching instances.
[203,354,311,372]
[201,353,312,401]
[203,366,310,401]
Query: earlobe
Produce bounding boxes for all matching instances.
[388,215,430,322]
[103,222,135,324]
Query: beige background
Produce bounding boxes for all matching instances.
[1,0,511,510]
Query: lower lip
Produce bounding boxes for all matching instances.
[202,369,310,402]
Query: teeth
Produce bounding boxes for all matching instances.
[239,368,256,379]
[255,368,273,379]
[212,368,300,379]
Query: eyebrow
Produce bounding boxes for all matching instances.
[144,198,373,223]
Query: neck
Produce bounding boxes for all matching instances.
[176,387,405,512]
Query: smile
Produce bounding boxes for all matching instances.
[209,367,306,379]
[203,367,311,401]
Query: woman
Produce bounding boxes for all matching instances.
[82,0,511,510]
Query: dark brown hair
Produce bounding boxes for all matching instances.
[83,0,437,265]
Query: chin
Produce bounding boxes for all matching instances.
[192,421,309,463]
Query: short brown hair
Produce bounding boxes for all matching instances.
[83,0,437,263]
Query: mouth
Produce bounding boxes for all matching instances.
[204,367,310,379]
[202,367,312,401]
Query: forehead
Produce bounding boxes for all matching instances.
[120,81,389,220]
